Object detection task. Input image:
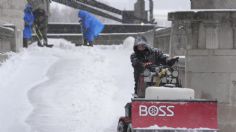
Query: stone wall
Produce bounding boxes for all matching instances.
[154,28,171,54]
[191,0,236,9]
[0,0,25,59]
[46,23,156,46]
[0,26,15,50]
[0,0,25,29]
[47,30,155,46]
[169,11,236,132]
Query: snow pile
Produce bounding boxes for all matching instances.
[0,50,59,132]
[0,38,134,132]
[123,36,135,50]
[137,124,217,131]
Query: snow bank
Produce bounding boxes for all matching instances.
[123,36,135,51]
[0,50,58,132]
[0,39,134,132]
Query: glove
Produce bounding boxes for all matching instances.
[143,62,152,68]
[167,57,179,66]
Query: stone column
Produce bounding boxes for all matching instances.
[204,23,219,49]
[168,12,194,57]
[0,0,25,53]
[134,0,147,23]
[169,11,236,132]
[232,13,236,49]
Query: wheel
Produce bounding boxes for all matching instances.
[117,121,127,132]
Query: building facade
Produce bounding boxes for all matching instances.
[169,11,236,132]
[0,0,25,60]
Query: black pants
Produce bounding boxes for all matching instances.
[33,10,48,46]
[84,39,93,46]
[134,70,142,94]
[23,38,29,48]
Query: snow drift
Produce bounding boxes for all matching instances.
[0,38,135,132]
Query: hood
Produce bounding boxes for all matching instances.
[133,36,149,53]
[24,3,32,12]
[78,10,89,19]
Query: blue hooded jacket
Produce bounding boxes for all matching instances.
[23,4,34,39]
[78,10,104,42]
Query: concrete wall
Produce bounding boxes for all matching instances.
[191,0,236,9]
[47,23,155,34]
[169,11,236,132]
[0,0,25,28]
[47,30,155,46]
[142,29,155,47]
[0,27,15,50]
[186,49,236,132]
[0,0,25,61]
[154,27,186,86]
[154,28,171,54]
[46,23,156,46]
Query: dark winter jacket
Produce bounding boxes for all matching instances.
[28,0,50,15]
[33,9,48,29]
[131,36,170,73]
[131,44,168,72]
[78,10,104,42]
[23,4,34,39]
[131,36,179,94]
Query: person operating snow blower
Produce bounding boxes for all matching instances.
[130,36,179,96]
[78,10,104,47]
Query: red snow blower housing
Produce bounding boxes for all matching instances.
[117,64,218,132]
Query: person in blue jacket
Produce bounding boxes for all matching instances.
[23,3,34,48]
[78,10,104,47]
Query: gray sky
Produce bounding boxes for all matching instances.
[53,0,190,11]
[99,0,190,10]
[97,0,191,26]
[51,0,191,26]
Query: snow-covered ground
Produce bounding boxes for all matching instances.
[0,38,135,132]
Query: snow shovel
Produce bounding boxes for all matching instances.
[33,24,53,48]
[76,21,85,46]
[25,0,53,48]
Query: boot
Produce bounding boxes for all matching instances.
[37,41,44,47]
[75,43,81,46]
[83,39,93,47]
[44,43,53,48]
[88,41,93,47]
[43,39,53,48]
[88,44,93,47]
[23,39,28,48]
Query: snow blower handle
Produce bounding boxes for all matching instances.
[79,21,85,45]
[143,62,152,68]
